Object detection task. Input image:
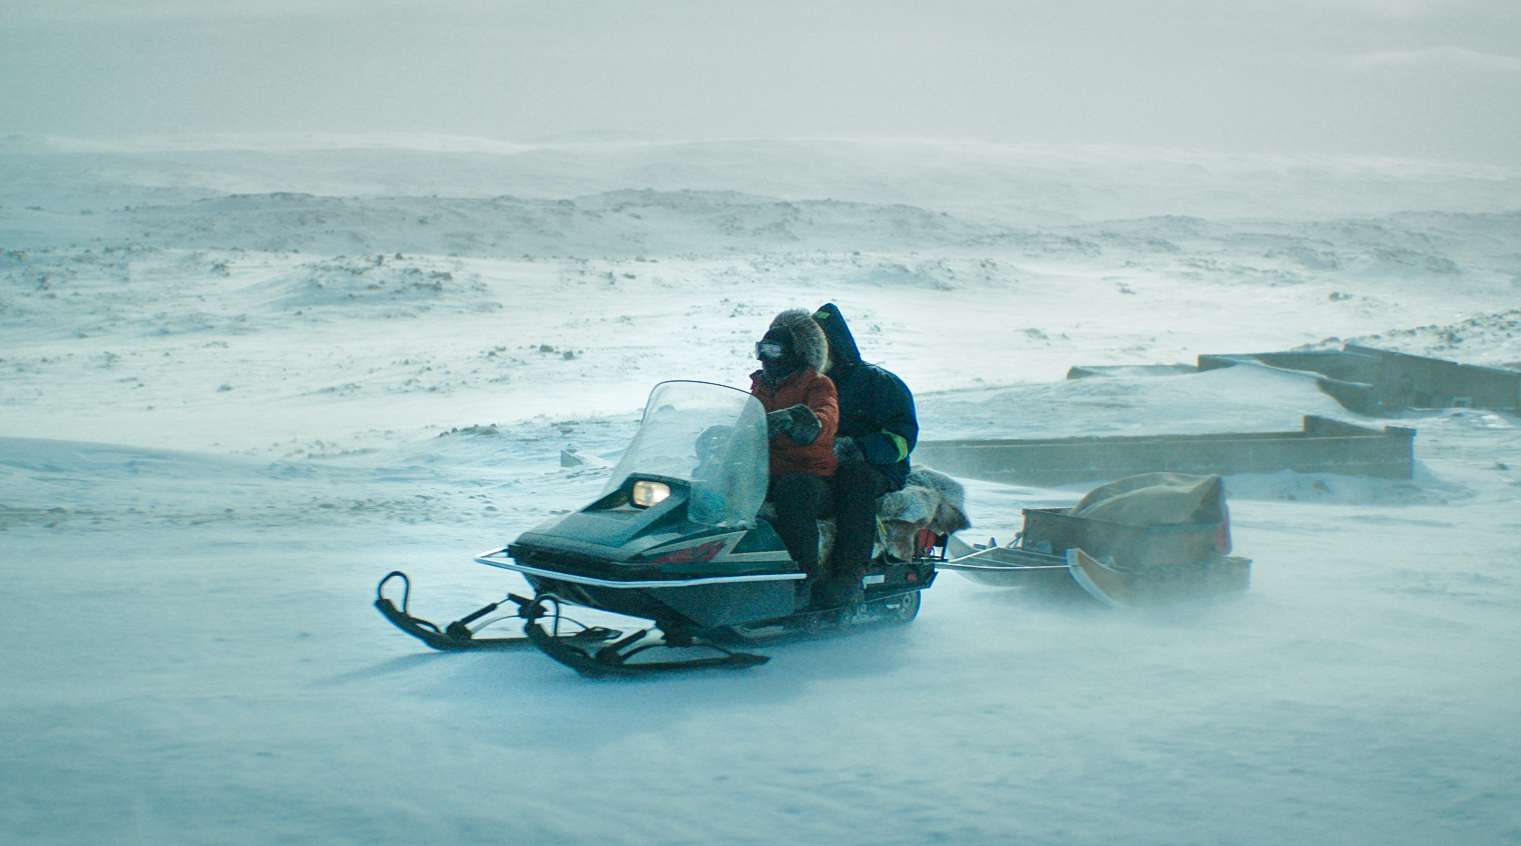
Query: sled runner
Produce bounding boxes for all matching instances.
[1066,547,1252,607]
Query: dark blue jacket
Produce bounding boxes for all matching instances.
[813,303,918,490]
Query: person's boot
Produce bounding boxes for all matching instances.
[812,569,865,608]
[795,578,816,611]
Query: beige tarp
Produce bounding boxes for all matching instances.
[1069,472,1225,527]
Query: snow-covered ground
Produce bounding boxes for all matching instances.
[3,137,1520,845]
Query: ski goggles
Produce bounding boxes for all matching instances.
[755,340,788,361]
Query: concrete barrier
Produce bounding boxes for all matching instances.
[1348,344,1521,411]
[914,415,1415,487]
[1197,349,1382,383]
[1066,364,1197,379]
[1194,345,1520,414]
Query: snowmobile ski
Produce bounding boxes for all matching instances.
[520,582,926,677]
[374,571,620,651]
[525,620,771,677]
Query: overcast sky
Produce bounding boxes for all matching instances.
[2,0,1518,163]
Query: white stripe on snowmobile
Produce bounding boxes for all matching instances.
[474,551,805,588]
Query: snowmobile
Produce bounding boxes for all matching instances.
[376,380,938,676]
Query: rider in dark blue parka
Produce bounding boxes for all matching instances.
[811,303,919,605]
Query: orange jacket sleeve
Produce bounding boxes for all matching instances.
[805,374,839,446]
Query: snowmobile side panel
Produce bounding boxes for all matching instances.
[516,574,801,629]
[728,581,930,640]
[651,579,800,628]
[476,547,805,588]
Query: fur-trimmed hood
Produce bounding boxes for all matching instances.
[767,309,830,374]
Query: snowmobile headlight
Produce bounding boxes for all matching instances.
[631,480,672,508]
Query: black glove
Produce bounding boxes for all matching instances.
[765,409,795,440]
[767,404,822,446]
[833,435,865,465]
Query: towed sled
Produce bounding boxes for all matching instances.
[376,380,940,677]
[938,474,1252,606]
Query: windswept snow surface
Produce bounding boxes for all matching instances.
[3,139,1520,845]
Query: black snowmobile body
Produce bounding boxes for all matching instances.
[376,380,940,676]
[493,473,802,629]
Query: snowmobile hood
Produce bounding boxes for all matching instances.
[812,303,862,371]
[503,481,800,584]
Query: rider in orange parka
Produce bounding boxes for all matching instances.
[749,309,838,586]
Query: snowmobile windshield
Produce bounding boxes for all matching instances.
[604,381,769,527]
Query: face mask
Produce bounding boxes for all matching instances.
[755,340,787,361]
[758,339,794,381]
[760,358,798,383]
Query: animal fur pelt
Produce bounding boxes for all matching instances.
[874,466,972,561]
